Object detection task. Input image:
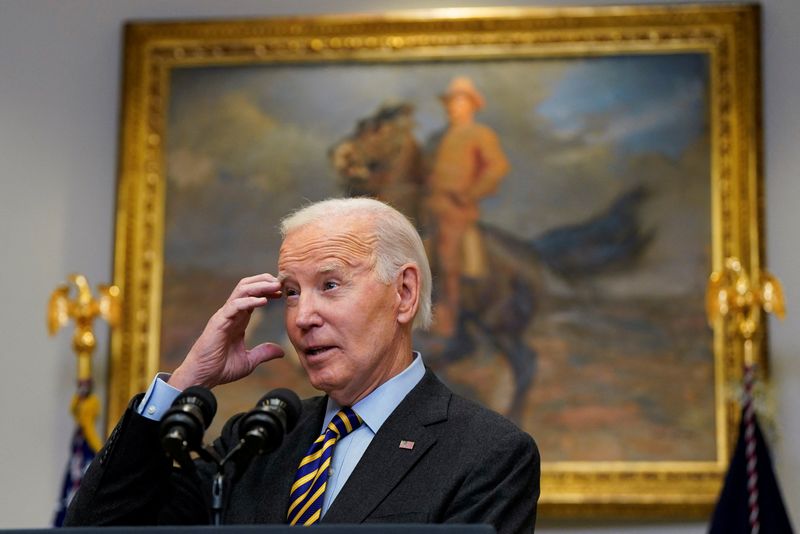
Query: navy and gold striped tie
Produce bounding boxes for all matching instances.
[287,407,363,525]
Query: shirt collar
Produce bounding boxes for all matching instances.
[323,351,425,434]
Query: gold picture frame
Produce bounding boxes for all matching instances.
[108,4,764,519]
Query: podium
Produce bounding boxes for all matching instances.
[4,526,495,534]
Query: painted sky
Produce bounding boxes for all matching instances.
[165,54,710,296]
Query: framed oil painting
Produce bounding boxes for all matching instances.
[107,5,765,518]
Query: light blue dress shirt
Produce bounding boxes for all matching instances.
[136,353,426,516]
[318,352,425,515]
[137,372,181,420]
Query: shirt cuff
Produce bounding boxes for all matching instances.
[136,373,182,421]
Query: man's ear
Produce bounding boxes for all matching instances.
[395,263,420,326]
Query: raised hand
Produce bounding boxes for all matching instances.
[168,274,285,390]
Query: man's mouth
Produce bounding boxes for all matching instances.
[304,346,336,357]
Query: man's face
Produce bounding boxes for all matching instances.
[444,93,476,124]
[278,217,406,405]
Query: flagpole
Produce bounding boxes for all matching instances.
[48,273,121,525]
[742,340,759,534]
[706,257,785,534]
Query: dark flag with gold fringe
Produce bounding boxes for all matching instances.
[709,370,794,533]
[705,259,791,533]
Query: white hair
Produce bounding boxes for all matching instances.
[280,197,432,330]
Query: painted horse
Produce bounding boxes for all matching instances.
[329,103,651,420]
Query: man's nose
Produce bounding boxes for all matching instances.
[294,293,323,329]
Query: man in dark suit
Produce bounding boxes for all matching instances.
[65,198,540,533]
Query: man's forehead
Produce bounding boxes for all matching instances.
[278,220,377,270]
[277,260,348,282]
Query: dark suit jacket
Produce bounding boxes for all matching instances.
[65,370,540,534]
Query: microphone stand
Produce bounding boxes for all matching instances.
[164,441,229,526]
[211,471,225,526]
[161,389,297,525]
[204,394,299,525]
[208,432,264,526]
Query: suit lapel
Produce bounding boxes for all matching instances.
[323,370,450,523]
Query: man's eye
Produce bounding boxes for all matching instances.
[284,288,299,298]
[323,281,339,291]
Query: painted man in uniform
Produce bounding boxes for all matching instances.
[427,76,510,336]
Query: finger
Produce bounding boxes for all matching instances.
[229,281,281,299]
[235,273,280,292]
[231,278,282,300]
[220,296,268,319]
[247,342,285,367]
[239,273,279,284]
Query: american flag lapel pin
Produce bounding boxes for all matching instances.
[399,440,415,450]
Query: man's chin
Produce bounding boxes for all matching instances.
[306,373,338,395]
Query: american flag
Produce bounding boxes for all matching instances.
[53,426,96,526]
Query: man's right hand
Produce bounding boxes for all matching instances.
[168,274,286,390]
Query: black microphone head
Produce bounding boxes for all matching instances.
[238,388,302,456]
[179,385,217,429]
[160,386,217,463]
[258,388,301,432]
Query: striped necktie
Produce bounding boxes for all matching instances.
[287,407,363,525]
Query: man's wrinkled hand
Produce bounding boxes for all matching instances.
[169,273,286,390]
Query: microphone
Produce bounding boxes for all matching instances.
[238,388,302,456]
[207,389,300,524]
[160,386,217,466]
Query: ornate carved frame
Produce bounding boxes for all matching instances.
[109,4,763,519]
